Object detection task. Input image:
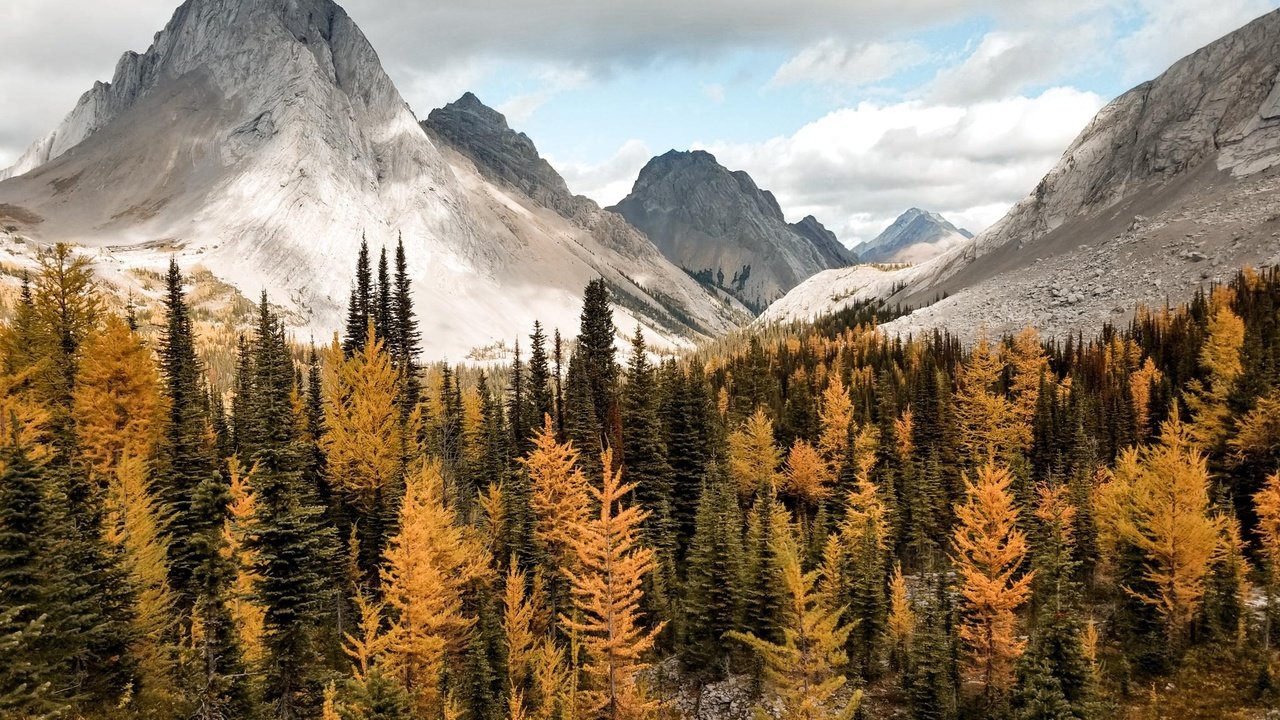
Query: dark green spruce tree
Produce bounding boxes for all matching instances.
[343,236,373,356]
[242,294,337,719]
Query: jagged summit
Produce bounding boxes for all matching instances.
[851,208,972,264]
[611,149,851,313]
[0,0,745,357]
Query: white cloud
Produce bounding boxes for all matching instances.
[497,66,591,124]
[927,23,1108,103]
[770,39,930,88]
[548,139,654,207]
[698,87,1105,245]
[702,82,726,103]
[1120,0,1276,81]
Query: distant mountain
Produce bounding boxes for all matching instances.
[763,9,1280,338]
[851,208,973,264]
[0,0,745,358]
[610,150,853,313]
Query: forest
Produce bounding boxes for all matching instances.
[1,241,1280,720]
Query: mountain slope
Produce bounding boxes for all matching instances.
[765,9,1280,337]
[610,150,853,313]
[0,0,743,358]
[851,208,972,264]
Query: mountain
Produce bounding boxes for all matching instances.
[764,9,1280,336]
[851,208,973,264]
[610,150,853,313]
[0,0,745,359]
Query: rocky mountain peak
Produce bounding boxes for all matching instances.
[423,92,573,211]
[612,150,850,312]
[851,208,972,264]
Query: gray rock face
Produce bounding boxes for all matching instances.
[423,93,573,213]
[851,207,972,264]
[0,0,746,357]
[789,215,857,268]
[611,150,850,313]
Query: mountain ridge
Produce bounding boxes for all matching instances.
[0,0,747,358]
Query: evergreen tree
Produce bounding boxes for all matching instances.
[621,327,675,557]
[727,509,862,720]
[375,246,391,344]
[344,236,374,356]
[681,462,745,672]
[526,322,553,435]
[188,471,254,720]
[159,259,219,613]
[391,236,422,413]
[576,279,619,452]
[243,295,337,718]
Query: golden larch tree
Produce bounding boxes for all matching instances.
[784,439,833,506]
[818,375,854,468]
[522,416,591,579]
[107,453,180,709]
[727,408,782,497]
[1186,287,1245,449]
[381,460,491,717]
[1130,356,1163,439]
[73,314,165,475]
[222,457,266,665]
[1253,472,1280,646]
[321,329,403,510]
[886,562,915,666]
[727,513,862,720]
[951,462,1034,695]
[954,338,1020,466]
[1095,413,1223,643]
[1006,327,1048,449]
[561,448,665,720]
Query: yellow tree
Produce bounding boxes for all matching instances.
[886,562,915,668]
[952,463,1034,696]
[1130,357,1163,440]
[222,457,265,665]
[1186,288,1245,449]
[817,375,854,468]
[1006,328,1048,451]
[523,416,591,602]
[321,328,402,510]
[727,515,862,720]
[381,461,491,716]
[784,439,833,506]
[562,448,665,720]
[1095,413,1223,643]
[73,314,165,476]
[954,338,1020,466]
[106,453,179,709]
[727,408,782,497]
[1254,472,1280,647]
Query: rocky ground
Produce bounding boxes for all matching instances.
[881,165,1280,341]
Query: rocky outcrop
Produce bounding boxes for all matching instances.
[611,150,850,313]
[851,208,972,264]
[423,93,573,214]
[0,0,746,357]
[789,215,857,267]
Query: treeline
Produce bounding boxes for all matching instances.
[1,239,1279,720]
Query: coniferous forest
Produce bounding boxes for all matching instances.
[4,241,1280,720]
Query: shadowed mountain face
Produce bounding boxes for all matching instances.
[764,9,1280,340]
[0,0,745,358]
[851,208,972,265]
[610,150,853,313]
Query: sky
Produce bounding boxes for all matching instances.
[1,0,1277,246]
